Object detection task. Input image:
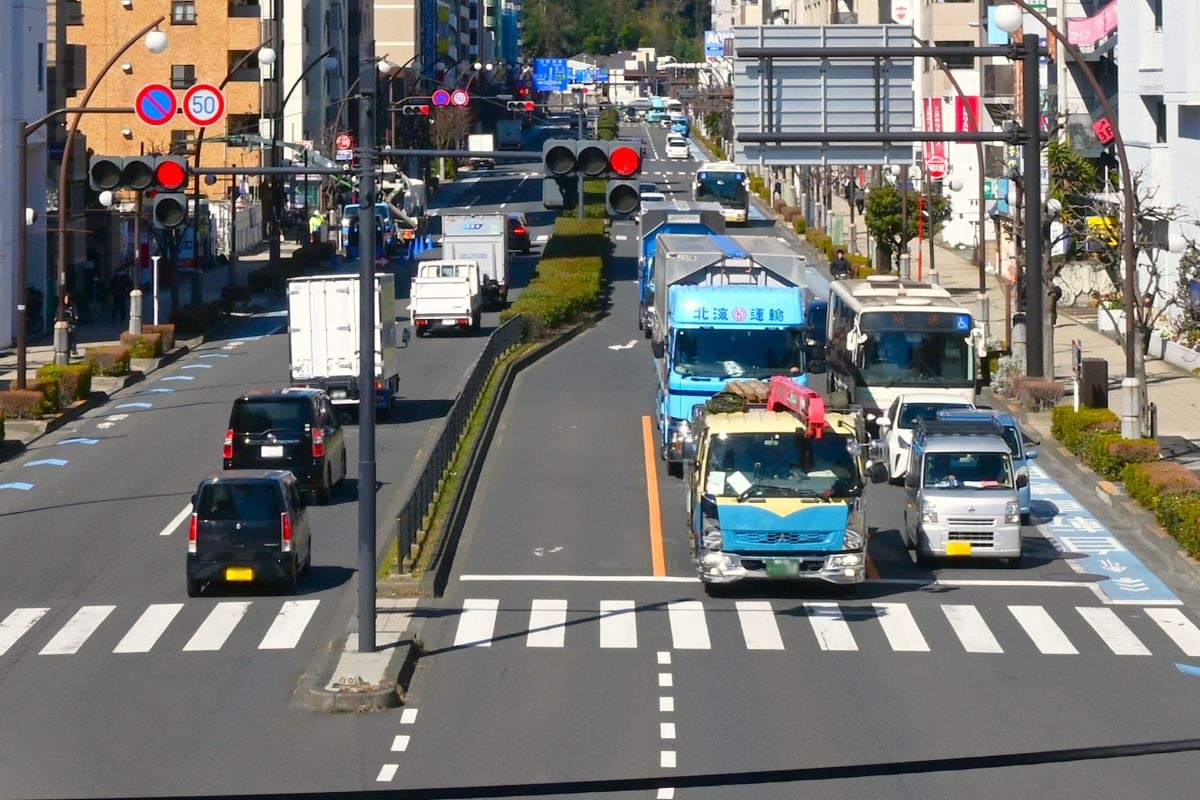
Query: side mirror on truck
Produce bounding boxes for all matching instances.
[904,472,920,490]
[1016,473,1029,489]
[652,339,665,359]
[401,327,412,347]
[868,462,888,485]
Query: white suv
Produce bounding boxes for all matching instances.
[665,136,690,160]
[876,392,975,482]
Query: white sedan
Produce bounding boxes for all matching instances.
[876,393,976,481]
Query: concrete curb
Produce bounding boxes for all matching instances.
[987,389,1200,581]
[302,637,421,713]
[424,316,595,598]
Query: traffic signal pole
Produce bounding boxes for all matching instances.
[577,92,584,221]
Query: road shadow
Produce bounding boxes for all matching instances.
[393,398,453,423]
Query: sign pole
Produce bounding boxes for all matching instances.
[151,254,161,325]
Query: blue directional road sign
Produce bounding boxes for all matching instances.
[534,58,569,92]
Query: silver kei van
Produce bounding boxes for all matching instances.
[901,418,1028,567]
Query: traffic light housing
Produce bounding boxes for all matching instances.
[89,156,191,228]
[540,139,644,213]
[506,101,536,112]
[150,155,190,229]
[401,104,431,116]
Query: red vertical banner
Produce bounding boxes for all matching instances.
[954,95,981,141]
[924,98,946,160]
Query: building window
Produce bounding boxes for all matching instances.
[170,130,192,155]
[37,43,45,91]
[934,41,974,71]
[1155,98,1167,144]
[171,64,196,89]
[171,0,197,24]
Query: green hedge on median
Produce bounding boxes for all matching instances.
[499,217,606,338]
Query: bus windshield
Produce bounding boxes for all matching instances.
[673,329,803,379]
[705,432,862,499]
[695,171,748,209]
[855,317,972,386]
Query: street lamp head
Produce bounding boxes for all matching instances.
[257,46,277,66]
[1046,197,1063,218]
[1007,188,1018,207]
[1169,233,1190,253]
[948,178,964,192]
[378,59,397,75]
[994,5,1024,34]
[485,62,495,71]
[889,164,902,177]
[473,61,483,71]
[323,54,339,72]
[98,191,115,208]
[25,208,37,226]
[144,29,169,54]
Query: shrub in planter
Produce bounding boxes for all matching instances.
[992,354,1026,398]
[143,323,176,352]
[852,265,878,279]
[1155,491,1200,558]
[120,332,163,359]
[793,217,807,235]
[36,363,93,405]
[773,198,787,211]
[85,345,132,376]
[1013,377,1064,411]
[1122,461,1200,511]
[1050,406,1120,452]
[0,388,51,419]
[1084,435,1158,480]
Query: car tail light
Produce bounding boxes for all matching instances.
[281,512,293,553]
[416,319,429,327]
[312,426,325,458]
[513,226,527,236]
[223,428,233,459]
[458,318,470,326]
[188,513,198,554]
[374,380,384,391]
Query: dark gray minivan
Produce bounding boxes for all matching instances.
[186,470,313,596]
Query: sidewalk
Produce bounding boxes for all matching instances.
[818,193,1200,466]
[0,241,299,389]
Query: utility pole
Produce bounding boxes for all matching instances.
[356,0,378,653]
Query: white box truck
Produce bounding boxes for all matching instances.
[496,119,523,150]
[467,133,495,170]
[287,273,403,417]
[409,261,483,336]
[440,213,509,309]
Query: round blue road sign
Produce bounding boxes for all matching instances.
[135,83,178,127]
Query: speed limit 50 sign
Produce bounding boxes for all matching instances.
[182,83,226,127]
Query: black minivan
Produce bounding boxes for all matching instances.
[186,471,313,596]
[224,388,346,503]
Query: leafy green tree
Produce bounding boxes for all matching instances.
[864,183,951,272]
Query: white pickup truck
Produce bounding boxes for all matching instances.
[409,260,483,336]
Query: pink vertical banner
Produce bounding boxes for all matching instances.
[954,96,980,142]
[925,98,945,159]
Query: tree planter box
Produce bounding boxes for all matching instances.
[1097,309,1124,335]
[1148,333,1200,371]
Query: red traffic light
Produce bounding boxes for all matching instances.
[519,87,530,97]
[609,145,640,178]
[419,105,430,115]
[154,157,188,191]
[522,101,535,111]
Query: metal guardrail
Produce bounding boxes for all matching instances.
[394,315,525,567]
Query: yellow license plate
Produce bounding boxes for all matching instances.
[946,542,973,557]
[225,566,255,582]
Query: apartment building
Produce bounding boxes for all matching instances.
[0,0,49,348]
[1118,0,1200,298]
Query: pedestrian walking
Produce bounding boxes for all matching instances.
[854,186,866,215]
[64,293,80,356]
[1050,283,1063,327]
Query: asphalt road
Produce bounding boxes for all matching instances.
[0,125,556,798]
[388,119,1200,799]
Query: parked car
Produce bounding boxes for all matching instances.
[223,387,347,503]
[186,470,313,596]
[875,392,976,482]
[506,212,532,254]
[936,408,1039,523]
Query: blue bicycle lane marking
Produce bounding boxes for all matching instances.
[1028,464,1180,604]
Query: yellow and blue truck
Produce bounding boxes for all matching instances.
[686,376,878,592]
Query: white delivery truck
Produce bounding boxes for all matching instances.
[409,260,483,336]
[496,119,523,150]
[467,133,495,169]
[286,273,404,417]
[440,213,509,309]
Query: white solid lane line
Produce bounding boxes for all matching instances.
[113,603,184,654]
[599,600,638,648]
[453,598,500,647]
[526,598,568,648]
[258,599,321,650]
[873,602,931,653]
[667,601,711,650]
[40,605,116,655]
[0,608,50,656]
[1076,607,1151,656]
[158,504,193,536]
[805,602,858,651]
[942,604,1003,653]
[736,601,784,650]
[1147,608,1200,656]
[1010,605,1078,655]
[183,601,252,652]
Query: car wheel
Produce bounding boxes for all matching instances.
[301,547,312,577]
[281,560,298,594]
[667,461,683,479]
[187,577,203,597]
[472,311,481,331]
[315,469,331,504]
[914,531,933,566]
[1006,555,1023,569]
[1020,511,1031,526]
[337,451,347,485]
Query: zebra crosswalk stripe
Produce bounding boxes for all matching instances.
[599,600,637,648]
[735,601,784,650]
[258,600,321,650]
[1147,608,1200,656]
[40,605,115,655]
[942,604,1003,654]
[455,598,500,648]
[114,603,184,654]
[1010,605,1078,655]
[0,607,50,656]
[183,601,251,652]
[526,599,568,648]
[805,602,857,651]
[668,601,711,650]
[1076,607,1151,656]
[872,602,930,652]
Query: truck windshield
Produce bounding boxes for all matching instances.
[705,432,862,498]
[923,451,1014,489]
[857,329,971,386]
[673,329,803,378]
[695,173,748,209]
